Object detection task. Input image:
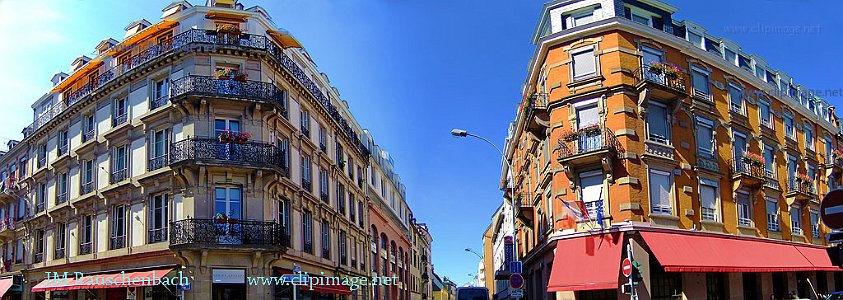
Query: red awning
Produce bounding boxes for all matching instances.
[32,268,174,292]
[547,232,624,292]
[641,231,843,273]
[274,268,352,295]
[0,278,13,297]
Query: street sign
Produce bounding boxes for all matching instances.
[293,265,302,273]
[509,273,524,289]
[177,282,191,291]
[621,258,632,278]
[282,274,310,285]
[510,261,522,274]
[511,289,523,297]
[821,190,843,229]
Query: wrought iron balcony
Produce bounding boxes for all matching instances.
[55,193,67,205]
[148,155,169,171]
[110,169,128,184]
[169,138,286,173]
[0,219,14,239]
[112,114,127,127]
[523,93,549,138]
[169,218,288,250]
[33,253,43,264]
[54,248,65,259]
[35,202,44,214]
[150,96,169,110]
[79,242,92,255]
[825,155,843,177]
[557,127,623,165]
[110,236,126,250]
[58,144,68,157]
[786,178,816,201]
[320,192,329,203]
[633,67,687,99]
[169,75,287,115]
[80,181,95,195]
[730,159,766,189]
[82,130,95,143]
[322,248,330,259]
[148,228,168,244]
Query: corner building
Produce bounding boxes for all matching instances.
[507,0,843,299]
[0,0,427,299]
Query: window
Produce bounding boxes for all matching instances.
[214,187,241,220]
[300,110,310,137]
[56,173,67,204]
[759,100,772,128]
[81,159,94,195]
[791,204,802,235]
[349,194,356,222]
[337,183,346,215]
[278,199,291,241]
[576,102,600,151]
[767,197,780,232]
[339,230,348,265]
[692,68,711,98]
[755,67,766,80]
[358,201,365,228]
[571,48,597,80]
[649,169,672,215]
[111,205,126,249]
[83,114,95,143]
[784,113,795,139]
[279,138,290,175]
[728,84,744,114]
[647,102,670,144]
[641,46,663,67]
[688,31,703,48]
[787,155,798,186]
[149,194,168,243]
[301,155,312,192]
[805,124,814,151]
[706,273,727,300]
[336,142,344,166]
[214,119,240,138]
[34,230,44,263]
[579,170,604,219]
[152,79,169,109]
[724,48,737,66]
[631,11,651,25]
[763,144,775,177]
[37,144,46,169]
[321,220,331,259]
[652,266,682,299]
[112,98,127,126]
[811,209,820,238]
[111,144,128,183]
[14,239,21,263]
[568,8,595,27]
[738,55,752,70]
[58,130,68,156]
[700,178,719,222]
[302,211,313,254]
[36,183,46,213]
[733,131,747,163]
[81,215,93,255]
[696,117,715,158]
[149,128,169,171]
[318,125,327,152]
[737,191,752,227]
[55,223,66,259]
[319,168,329,202]
[808,164,816,191]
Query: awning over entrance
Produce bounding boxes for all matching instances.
[0,278,13,297]
[547,232,624,292]
[274,268,352,295]
[641,231,843,272]
[32,268,174,292]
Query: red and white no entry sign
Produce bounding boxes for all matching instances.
[621,258,632,278]
[821,190,843,230]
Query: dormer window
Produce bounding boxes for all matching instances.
[631,11,651,26]
[564,6,601,29]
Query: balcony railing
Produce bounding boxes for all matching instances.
[35,202,44,213]
[320,192,329,203]
[169,218,288,250]
[633,67,687,94]
[79,242,92,255]
[787,178,816,195]
[148,155,169,171]
[170,138,285,172]
[23,28,370,160]
[148,227,168,244]
[150,96,169,110]
[58,144,68,157]
[54,248,65,259]
[112,114,127,127]
[730,159,765,178]
[826,156,843,169]
[80,181,94,195]
[0,218,14,232]
[82,130,95,143]
[110,169,128,184]
[557,127,624,161]
[110,236,126,249]
[33,253,43,264]
[56,192,67,205]
[169,75,287,114]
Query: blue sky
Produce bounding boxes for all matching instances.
[1,0,842,285]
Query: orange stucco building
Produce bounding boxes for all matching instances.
[499,0,843,299]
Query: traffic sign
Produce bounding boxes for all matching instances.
[293,265,302,273]
[509,273,524,289]
[177,282,191,291]
[511,289,523,297]
[510,261,522,274]
[621,258,632,278]
[282,274,309,285]
[821,190,843,229]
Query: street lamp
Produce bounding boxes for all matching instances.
[464,248,483,259]
[450,128,519,266]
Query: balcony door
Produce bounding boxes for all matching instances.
[214,119,241,161]
[576,102,600,153]
[215,187,242,245]
[733,131,747,173]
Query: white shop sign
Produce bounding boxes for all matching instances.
[212,269,245,284]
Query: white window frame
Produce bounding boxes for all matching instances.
[728,83,744,115]
[758,99,772,128]
[766,197,780,232]
[578,170,605,219]
[648,168,673,215]
[804,123,814,151]
[791,204,802,236]
[627,6,653,26]
[699,178,719,222]
[736,190,752,227]
[646,101,670,144]
[784,113,795,139]
[695,116,715,158]
[691,66,711,98]
[570,46,598,81]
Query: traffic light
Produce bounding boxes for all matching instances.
[631,261,643,284]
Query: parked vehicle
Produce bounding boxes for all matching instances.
[456,287,490,300]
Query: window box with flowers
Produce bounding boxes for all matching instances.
[562,124,601,142]
[216,24,241,35]
[797,173,813,184]
[648,62,681,79]
[742,152,765,166]
[218,129,252,144]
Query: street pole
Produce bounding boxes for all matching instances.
[627,241,637,300]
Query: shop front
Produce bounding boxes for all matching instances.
[30,267,180,300]
[273,268,355,300]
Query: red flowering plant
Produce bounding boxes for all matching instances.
[216,24,241,35]
[797,173,813,184]
[741,151,765,166]
[234,72,248,82]
[834,148,843,159]
[561,124,601,142]
[214,67,236,80]
[648,62,681,78]
[218,130,252,144]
